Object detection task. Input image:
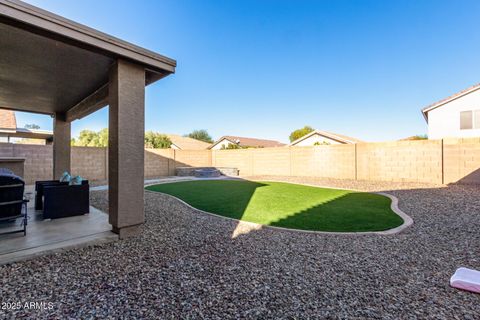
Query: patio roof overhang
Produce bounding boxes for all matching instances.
[0,0,177,239]
[0,0,176,119]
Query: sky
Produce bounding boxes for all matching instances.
[17,0,480,143]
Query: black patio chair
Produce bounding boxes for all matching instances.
[0,171,28,236]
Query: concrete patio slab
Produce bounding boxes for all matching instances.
[0,202,117,265]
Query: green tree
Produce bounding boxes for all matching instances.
[410,134,428,140]
[220,143,242,150]
[71,129,173,148]
[145,131,172,148]
[289,126,315,142]
[24,123,40,129]
[96,128,109,147]
[71,128,108,147]
[185,129,213,143]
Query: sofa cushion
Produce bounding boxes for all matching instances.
[59,171,71,183]
[69,175,83,186]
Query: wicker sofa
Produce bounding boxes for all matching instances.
[35,180,89,219]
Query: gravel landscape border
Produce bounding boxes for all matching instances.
[3,177,478,318]
[145,178,413,235]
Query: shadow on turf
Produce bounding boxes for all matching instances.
[265,192,403,232]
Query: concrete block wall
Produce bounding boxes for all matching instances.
[174,149,212,169]
[0,143,212,184]
[8,143,53,184]
[145,148,174,177]
[213,140,479,185]
[72,147,107,181]
[212,149,254,176]
[290,146,316,176]
[0,143,14,157]
[1,139,479,185]
[356,140,443,184]
[213,145,356,179]
[251,148,291,176]
[443,137,480,184]
[315,144,356,179]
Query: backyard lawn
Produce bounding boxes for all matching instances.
[146,180,403,232]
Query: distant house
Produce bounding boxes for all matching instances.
[422,83,480,139]
[0,110,53,144]
[209,136,285,150]
[165,134,211,150]
[289,130,363,146]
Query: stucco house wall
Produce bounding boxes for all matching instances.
[426,87,480,139]
[210,138,233,150]
[292,133,342,146]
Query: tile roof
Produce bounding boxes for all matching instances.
[0,109,17,130]
[166,134,211,150]
[213,136,286,148]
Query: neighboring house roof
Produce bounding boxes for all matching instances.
[9,128,54,140]
[289,130,364,146]
[165,134,211,150]
[0,109,53,141]
[210,136,286,149]
[421,83,480,123]
[0,109,16,131]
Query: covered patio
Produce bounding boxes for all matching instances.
[0,196,115,265]
[0,0,176,243]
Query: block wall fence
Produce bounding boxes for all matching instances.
[0,144,211,184]
[0,138,479,185]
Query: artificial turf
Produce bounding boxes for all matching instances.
[146,180,404,232]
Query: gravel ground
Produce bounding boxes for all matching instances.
[1,176,479,319]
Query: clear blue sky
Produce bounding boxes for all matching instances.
[18,0,480,142]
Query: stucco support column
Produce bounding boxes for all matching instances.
[108,59,146,239]
[53,112,71,179]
